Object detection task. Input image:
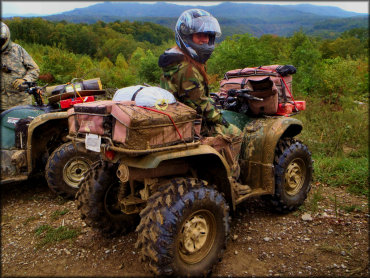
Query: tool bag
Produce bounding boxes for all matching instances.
[220,65,296,115]
[111,102,200,150]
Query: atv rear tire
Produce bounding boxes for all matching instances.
[75,161,138,236]
[45,142,99,198]
[270,138,313,213]
[135,178,229,276]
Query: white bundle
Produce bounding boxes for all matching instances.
[113,85,176,107]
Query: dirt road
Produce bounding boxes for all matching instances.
[1,179,368,277]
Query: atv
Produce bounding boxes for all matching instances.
[72,84,313,276]
[0,80,103,198]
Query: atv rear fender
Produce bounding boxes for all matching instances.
[240,116,303,194]
[104,143,236,210]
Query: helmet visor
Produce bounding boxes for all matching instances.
[181,15,221,37]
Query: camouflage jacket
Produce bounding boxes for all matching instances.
[1,42,39,110]
[158,47,223,125]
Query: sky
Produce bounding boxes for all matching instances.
[2,1,369,16]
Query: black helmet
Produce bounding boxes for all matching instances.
[175,9,221,63]
[1,22,11,51]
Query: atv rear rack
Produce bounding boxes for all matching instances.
[66,134,200,156]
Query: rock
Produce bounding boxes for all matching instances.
[304,237,310,241]
[234,250,238,255]
[233,234,239,241]
[341,251,346,256]
[301,213,313,221]
[247,236,252,241]
[264,237,271,242]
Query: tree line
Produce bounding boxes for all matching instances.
[4,17,368,105]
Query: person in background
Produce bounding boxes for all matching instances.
[158,9,251,195]
[1,22,40,112]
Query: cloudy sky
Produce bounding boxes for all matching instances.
[2,1,369,15]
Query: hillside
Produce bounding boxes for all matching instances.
[37,2,367,38]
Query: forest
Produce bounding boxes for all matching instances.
[4,17,368,196]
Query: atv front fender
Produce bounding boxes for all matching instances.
[26,112,68,173]
[240,116,303,194]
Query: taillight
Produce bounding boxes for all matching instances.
[105,150,115,160]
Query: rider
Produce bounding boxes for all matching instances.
[158,9,251,195]
[1,22,40,112]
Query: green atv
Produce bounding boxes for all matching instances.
[0,81,102,198]
[73,88,312,276]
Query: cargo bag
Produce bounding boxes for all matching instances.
[111,102,199,150]
[68,100,134,136]
[220,65,296,115]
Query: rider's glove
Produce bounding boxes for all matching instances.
[13,79,26,89]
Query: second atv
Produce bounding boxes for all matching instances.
[1,79,104,198]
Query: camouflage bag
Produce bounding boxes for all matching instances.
[111,102,200,150]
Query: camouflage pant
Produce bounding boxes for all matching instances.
[202,123,243,178]
[1,91,32,111]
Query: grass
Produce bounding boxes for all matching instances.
[295,98,368,197]
[50,209,69,221]
[23,215,41,225]
[34,224,80,248]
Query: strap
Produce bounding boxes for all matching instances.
[281,79,288,104]
[131,87,144,101]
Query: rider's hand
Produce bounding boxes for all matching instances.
[12,78,26,89]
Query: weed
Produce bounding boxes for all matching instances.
[340,204,363,213]
[55,196,68,205]
[50,209,69,221]
[307,186,324,213]
[34,224,80,248]
[23,215,40,225]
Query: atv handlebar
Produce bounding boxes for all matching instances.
[227,89,263,102]
[19,81,48,106]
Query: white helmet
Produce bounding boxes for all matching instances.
[1,22,11,51]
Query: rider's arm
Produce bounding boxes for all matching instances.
[19,46,40,82]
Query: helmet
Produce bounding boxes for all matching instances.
[175,9,221,63]
[1,22,11,51]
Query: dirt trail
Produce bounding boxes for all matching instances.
[1,179,368,277]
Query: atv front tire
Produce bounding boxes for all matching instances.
[45,141,99,198]
[135,178,229,276]
[75,161,138,236]
[270,138,313,213]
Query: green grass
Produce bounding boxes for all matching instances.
[50,209,69,221]
[295,98,368,197]
[34,224,80,248]
[313,154,368,196]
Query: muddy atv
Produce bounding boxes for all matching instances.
[71,85,313,276]
[0,81,103,198]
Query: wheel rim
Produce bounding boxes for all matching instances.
[63,157,91,188]
[178,209,216,264]
[284,157,306,196]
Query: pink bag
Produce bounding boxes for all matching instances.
[68,100,134,136]
[220,65,294,115]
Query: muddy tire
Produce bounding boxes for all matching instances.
[135,178,229,276]
[270,138,313,213]
[45,142,100,198]
[75,161,138,236]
